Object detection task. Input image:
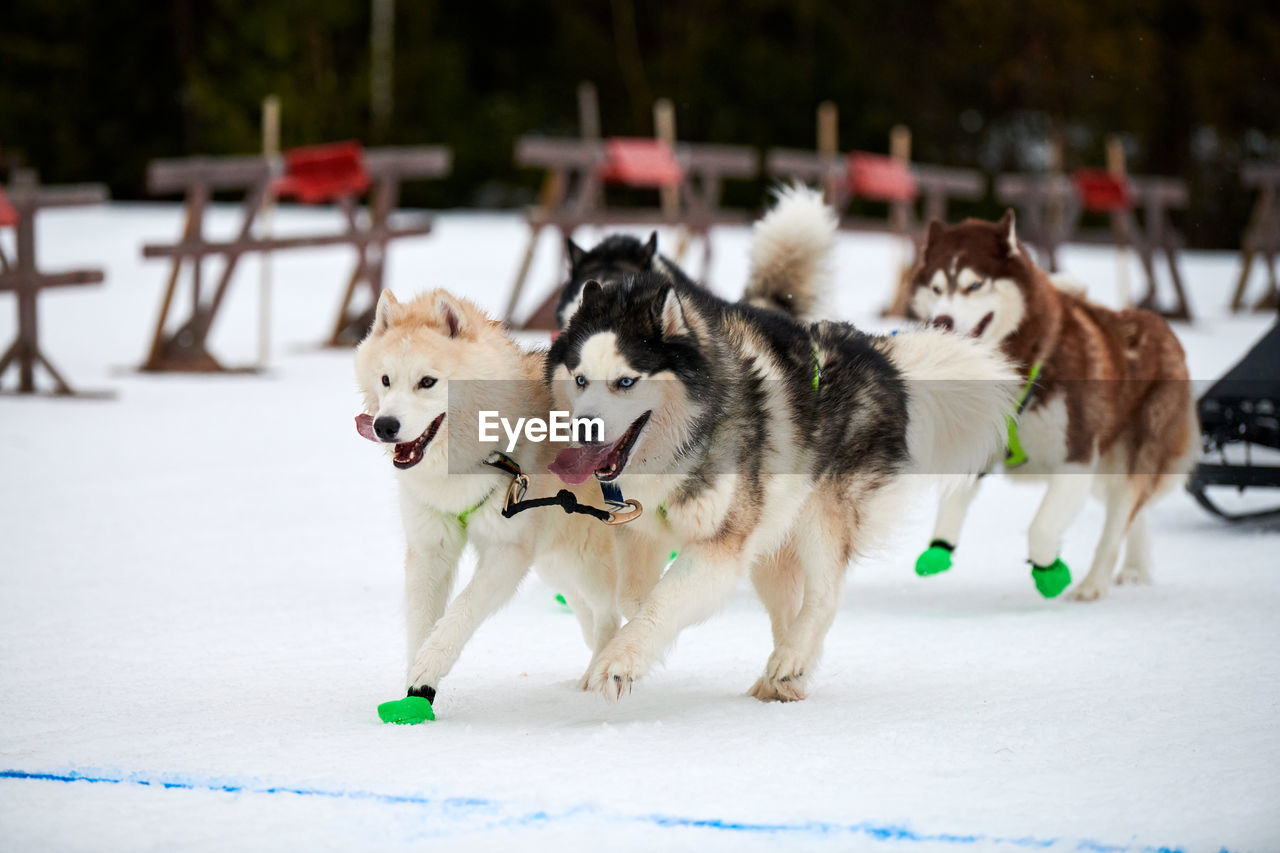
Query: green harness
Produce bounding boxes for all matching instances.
[1004,360,1043,468]
[454,493,492,531]
[449,452,518,531]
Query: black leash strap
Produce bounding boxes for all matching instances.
[482,453,642,525]
[502,486,614,522]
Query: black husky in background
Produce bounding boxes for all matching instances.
[556,232,699,329]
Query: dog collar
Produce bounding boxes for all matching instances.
[1004,360,1043,468]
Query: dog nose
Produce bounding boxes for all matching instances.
[932,315,955,331]
[374,416,400,442]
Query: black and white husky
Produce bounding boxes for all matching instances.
[545,187,1020,702]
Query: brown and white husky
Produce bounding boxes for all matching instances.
[908,211,1199,601]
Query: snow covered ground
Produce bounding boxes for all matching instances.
[1,204,1277,852]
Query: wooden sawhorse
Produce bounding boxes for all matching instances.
[0,170,108,396]
[1231,163,1280,312]
[140,145,451,372]
[995,172,1193,321]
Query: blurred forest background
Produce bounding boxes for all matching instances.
[1,0,1277,247]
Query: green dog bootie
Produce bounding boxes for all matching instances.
[1031,558,1072,599]
[915,540,955,577]
[377,692,436,725]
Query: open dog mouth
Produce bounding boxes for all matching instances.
[548,411,650,486]
[971,312,995,338]
[354,412,445,470]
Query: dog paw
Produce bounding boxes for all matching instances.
[747,673,808,702]
[407,646,448,690]
[587,649,645,702]
[748,648,808,702]
[575,668,592,692]
[747,676,808,702]
[1114,565,1151,586]
[1068,580,1108,602]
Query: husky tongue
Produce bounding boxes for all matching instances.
[549,440,621,485]
[355,413,378,442]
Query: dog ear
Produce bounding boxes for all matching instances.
[435,291,469,338]
[372,289,400,335]
[655,288,691,338]
[998,208,1019,256]
[580,280,604,305]
[641,231,658,265]
[566,238,586,271]
[924,219,944,249]
[561,280,601,328]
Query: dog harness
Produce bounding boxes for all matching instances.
[1004,360,1043,468]
[454,494,490,531]
[482,452,642,525]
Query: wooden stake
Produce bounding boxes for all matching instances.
[1107,133,1132,307]
[889,124,913,233]
[259,94,280,367]
[886,125,915,317]
[654,98,679,221]
[890,124,911,163]
[1045,130,1066,267]
[817,101,838,159]
[817,101,838,203]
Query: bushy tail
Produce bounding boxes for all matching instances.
[878,327,1020,477]
[743,184,837,321]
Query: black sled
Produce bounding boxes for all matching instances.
[1188,312,1280,521]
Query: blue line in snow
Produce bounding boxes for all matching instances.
[0,767,1210,852]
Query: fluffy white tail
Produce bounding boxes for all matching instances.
[880,327,1020,477]
[743,184,837,321]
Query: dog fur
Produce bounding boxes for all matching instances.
[909,211,1198,600]
[544,189,1019,703]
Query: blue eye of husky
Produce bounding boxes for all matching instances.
[966,280,983,293]
[418,376,436,389]
[618,377,635,388]
[575,375,587,388]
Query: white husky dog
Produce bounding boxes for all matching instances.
[355,290,674,719]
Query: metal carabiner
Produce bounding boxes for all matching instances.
[503,473,530,515]
[603,498,643,526]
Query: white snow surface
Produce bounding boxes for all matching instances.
[1,204,1278,852]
